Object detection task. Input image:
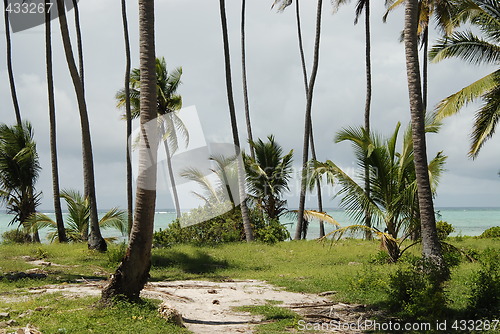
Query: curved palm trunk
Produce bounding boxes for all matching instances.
[46,0,67,243]
[404,0,442,265]
[121,0,133,234]
[160,122,181,218]
[295,0,325,238]
[102,0,158,301]
[363,0,373,240]
[219,0,254,241]
[72,0,84,94]
[56,0,106,251]
[295,0,323,240]
[241,0,255,159]
[3,0,21,126]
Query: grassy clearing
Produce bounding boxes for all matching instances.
[0,237,498,332]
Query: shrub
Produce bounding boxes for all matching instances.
[436,221,455,240]
[386,259,449,321]
[479,226,500,238]
[468,248,500,317]
[1,229,31,243]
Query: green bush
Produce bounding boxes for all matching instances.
[436,221,455,240]
[468,248,500,317]
[1,229,31,244]
[479,226,500,238]
[386,259,449,321]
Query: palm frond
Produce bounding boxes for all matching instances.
[99,208,128,236]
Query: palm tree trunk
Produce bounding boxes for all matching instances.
[422,27,428,112]
[121,0,133,234]
[241,0,255,159]
[56,0,106,252]
[46,0,67,243]
[102,0,158,301]
[295,0,323,240]
[403,0,442,265]
[160,122,182,219]
[219,0,254,241]
[72,0,85,94]
[3,0,21,126]
[363,0,373,240]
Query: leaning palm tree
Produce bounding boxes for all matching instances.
[45,0,67,242]
[403,0,443,265]
[295,0,323,240]
[101,0,158,302]
[218,0,254,241]
[120,0,133,234]
[429,0,500,158]
[241,0,255,159]
[3,0,21,125]
[243,136,294,221]
[116,57,187,219]
[56,0,106,251]
[0,122,41,242]
[71,0,85,93]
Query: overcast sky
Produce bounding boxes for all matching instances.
[1,0,499,211]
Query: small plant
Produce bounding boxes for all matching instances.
[386,259,449,321]
[468,248,500,317]
[1,229,30,243]
[480,226,500,239]
[436,221,455,240]
[107,242,127,265]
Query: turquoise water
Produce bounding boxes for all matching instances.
[1,207,498,242]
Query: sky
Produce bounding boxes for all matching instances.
[0,0,499,211]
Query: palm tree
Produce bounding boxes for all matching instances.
[384,0,455,111]
[243,136,294,221]
[45,0,67,243]
[3,0,22,125]
[0,122,41,242]
[309,121,446,261]
[429,0,500,158]
[27,190,127,242]
[273,0,326,238]
[218,0,254,241]
[295,0,323,240]
[116,57,187,219]
[71,0,85,93]
[241,0,255,159]
[403,0,443,265]
[120,0,133,234]
[101,0,158,302]
[56,0,106,251]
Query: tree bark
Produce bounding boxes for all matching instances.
[241,0,255,159]
[121,0,133,234]
[422,27,428,112]
[56,0,106,251]
[404,0,443,265]
[295,0,323,240]
[72,0,84,94]
[46,0,67,243]
[101,0,158,301]
[3,0,22,126]
[219,0,254,241]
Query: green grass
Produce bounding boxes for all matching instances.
[0,237,498,333]
[234,303,302,334]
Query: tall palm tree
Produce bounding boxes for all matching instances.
[45,0,67,243]
[72,0,85,93]
[56,0,106,251]
[102,0,158,302]
[273,0,326,238]
[219,0,254,241]
[429,0,500,158]
[0,122,41,242]
[403,0,443,265]
[295,0,323,240]
[116,58,187,219]
[121,0,133,234]
[244,136,294,221]
[3,0,21,126]
[241,0,255,159]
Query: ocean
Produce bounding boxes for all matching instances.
[0,207,499,243]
